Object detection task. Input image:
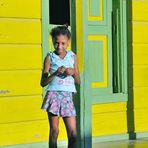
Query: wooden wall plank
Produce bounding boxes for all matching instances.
[131,0,148,21]
[0,0,41,18]
[0,45,42,70]
[0,95,45,123]
[128,65,148,87]
[0,70,42,97]
[92,102,126,114]
[0,19,41,44]
[129,87,148,109]
[130,22,148,43]
[133,66,148,87]
[92,111,127,137]
[128,44,148,65]
[135,108,148,132]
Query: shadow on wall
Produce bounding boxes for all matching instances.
[126,0,136,140]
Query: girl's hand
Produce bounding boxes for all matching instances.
[65,68,75,76]
[55,66,66,75]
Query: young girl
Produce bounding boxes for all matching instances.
[40,25,80,148]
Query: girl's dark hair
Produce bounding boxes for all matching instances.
[50,24,71,40]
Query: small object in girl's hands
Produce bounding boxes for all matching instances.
[56,72,67,79]
[56,66,67,79]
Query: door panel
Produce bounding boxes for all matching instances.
[87,0,113,102]
[88,0,107,25]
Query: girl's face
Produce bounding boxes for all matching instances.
[53,35,70,54]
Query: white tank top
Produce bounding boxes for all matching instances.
[46,50,76,93]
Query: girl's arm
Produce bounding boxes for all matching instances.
[40,55,66,87]
[73,54,80,85]
[40,55,57,87]
[65,55,80,85]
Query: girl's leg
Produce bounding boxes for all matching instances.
[63,116,77,148]
[48,112,60,148]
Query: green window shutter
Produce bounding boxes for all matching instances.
[112,0,128,97]
[112,1,121,93]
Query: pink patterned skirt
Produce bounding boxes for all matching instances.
[41,91,76,117]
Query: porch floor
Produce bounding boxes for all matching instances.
[1,138,148,148]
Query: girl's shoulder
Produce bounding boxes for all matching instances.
[67,50,75,57]
[47,51,53,56]
[47,51,55,58]
[45,51,55,63]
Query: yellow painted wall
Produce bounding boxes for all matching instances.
[0,0,67,146]
[92,102,127,137]
[0,0,148,146]
[128,0,148,133]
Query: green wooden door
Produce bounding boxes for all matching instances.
[82,0,128,147]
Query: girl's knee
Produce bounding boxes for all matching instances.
[50,128,59,138]
[68,130,77,140]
